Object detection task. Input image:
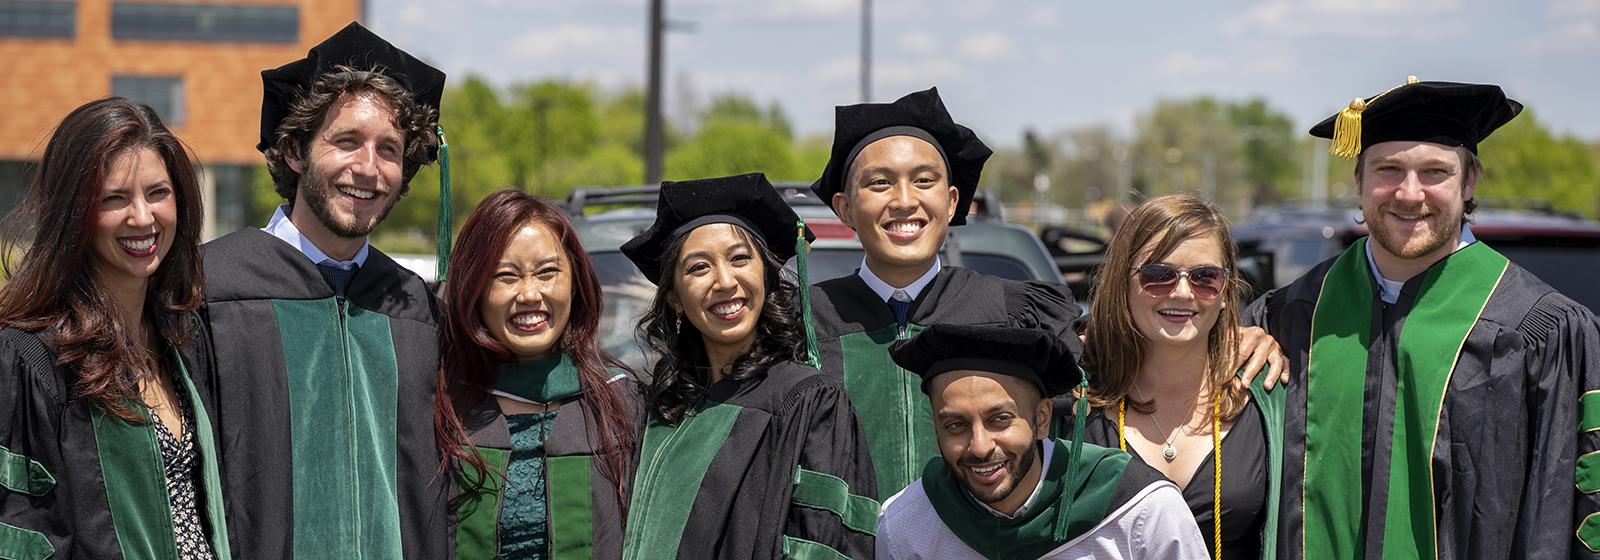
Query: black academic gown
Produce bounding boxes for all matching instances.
[622,361,878,559]
[452,375,643,559]
[1245,243,1600,559]
[0,326,232,560]
[188,228,449,559]
[809,267,1081,500]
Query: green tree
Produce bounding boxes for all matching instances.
[1476,109,1600,217]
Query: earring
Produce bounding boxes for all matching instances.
[675,313,682,333]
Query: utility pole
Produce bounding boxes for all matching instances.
[645,0,665,184]
[860,0,871,102]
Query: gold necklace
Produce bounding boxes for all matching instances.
[1119,398,1223,560]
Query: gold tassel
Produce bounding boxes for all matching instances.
[1330,97,1367,159]
[1328,75,1421,159]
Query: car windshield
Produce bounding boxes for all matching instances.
[590,247,1038,371]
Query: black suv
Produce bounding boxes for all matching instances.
[1234,203,1600,314]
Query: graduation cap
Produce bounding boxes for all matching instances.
[257,21,457,281]
[621,173,821,367]
[889,324,1078,396]
[811,87,993,226]
[1311,76,1523,159]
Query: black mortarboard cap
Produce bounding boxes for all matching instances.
[891,324,1077,397]
[258,21,447,153]
[811,87,993,225]
[621,173,815,285]
[1310,77,1522,159]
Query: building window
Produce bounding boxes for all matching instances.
[113,76,185,125]
[0,1,75,38]
[111,2,298,43]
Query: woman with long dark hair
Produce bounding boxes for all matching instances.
[0,98,227,558]
[435,189,641,559]
[1076,194,1284,560]
[617,173,876,559]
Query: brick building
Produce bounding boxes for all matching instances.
[0,0,363,238]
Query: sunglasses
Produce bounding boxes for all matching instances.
[1132,264,1229,299]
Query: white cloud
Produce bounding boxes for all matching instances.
[1525,20,1600,53]
[960,32,1016,61]
[507,23,642,61]
[809,56,859,83]
[1553,0,1600,16]
[1223,0,1470,39]
[1026,6,1059,27]
[899,32,939,54]
[874,59,965,91]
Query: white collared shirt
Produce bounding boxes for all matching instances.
[262,204,371,269]
[1365,224,1476,304]
[857,256,942,304]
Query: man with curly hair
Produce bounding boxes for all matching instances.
[185,22,451,559]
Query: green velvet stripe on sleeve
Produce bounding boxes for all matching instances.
[94,408,177,560]
[454,447,509,559]
[790,468,878,536]
[1582,391,1600,433]
[547,456,594,559]
[1580,512,1600,552]
[0,446,53,497]
[781,536,851,560]
[0,523,52,560]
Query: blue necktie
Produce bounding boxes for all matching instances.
[318,262,358,299]
[888,293,911,331]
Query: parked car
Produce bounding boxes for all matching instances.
[1234,202,1600,314]
[565,183,1063,371]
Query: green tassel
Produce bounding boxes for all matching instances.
[796,219,820,369]
[435,125,453,283]
[1055,367,1092,542]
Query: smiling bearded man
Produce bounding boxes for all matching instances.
[183,22,452,560]
[1244,78,1600,560]
[876,324,1206,559]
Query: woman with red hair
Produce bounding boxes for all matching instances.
[435,189,641,559]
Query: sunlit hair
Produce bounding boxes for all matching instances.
[635,225,806,423]
[262,65,439,204]
[1079,194,1247,420]
[0,97,205,422]
[433,189,638,518]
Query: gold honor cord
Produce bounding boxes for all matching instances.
[1120,399,1223,560]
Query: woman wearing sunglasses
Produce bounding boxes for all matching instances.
[1075,194,1284,560]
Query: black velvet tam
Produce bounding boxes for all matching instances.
[810,87,993,225]
[890,324,1077,396]
[621,173,815,285]
[1310,80,1521,156]
[258,21,446,152]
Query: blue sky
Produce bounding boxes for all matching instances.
[372,0,1600,146]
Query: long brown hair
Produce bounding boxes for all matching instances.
[434,189,639,517]
[1079,194,1247,420]
[0,97,205,422]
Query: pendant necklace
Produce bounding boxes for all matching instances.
[1131,384,1181,462]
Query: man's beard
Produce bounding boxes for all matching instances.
[962,441,1039,504]
[299,160,399,239]
[1367,202,1461,259]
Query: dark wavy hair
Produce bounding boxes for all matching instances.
[635,225,807,423]
[0,97,205,422]
[262,65,440,203]
[434,189,639,518]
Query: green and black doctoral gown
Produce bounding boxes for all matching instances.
[188,228,449,559]
[622,361,878,559]
[1244,238,1600,559]
[0,326,232,560]
[452,354,643,559]
[809,266,1081,500]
